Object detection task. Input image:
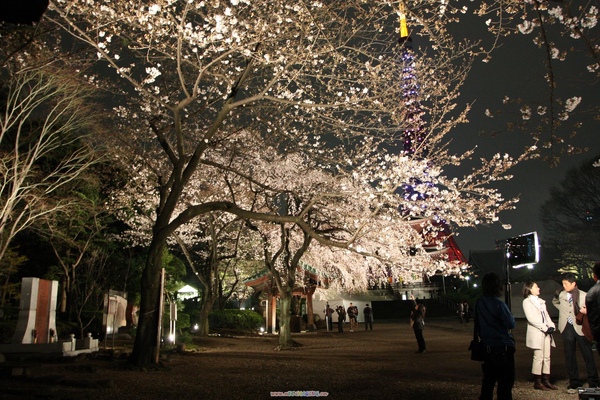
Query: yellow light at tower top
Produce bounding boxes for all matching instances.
[398,3,408,39]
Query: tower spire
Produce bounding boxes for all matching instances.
[398,2,409,41]
[397,3,423,157]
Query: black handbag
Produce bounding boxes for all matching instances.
[469,339,486,361]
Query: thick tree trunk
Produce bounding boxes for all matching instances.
[67,268,78,323]
[130,239,164,366]
[197,294,217,336]
[277,290,294,349]
[60,275,69,313]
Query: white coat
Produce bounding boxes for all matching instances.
[523,295,556,350]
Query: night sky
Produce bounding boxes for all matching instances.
[446,17,599,255]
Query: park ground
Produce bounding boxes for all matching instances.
[1,317,597,399]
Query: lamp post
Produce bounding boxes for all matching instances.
[503,246,512,311]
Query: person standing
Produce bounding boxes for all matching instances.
[363,304,373,330]
[463,301,470,323]
[410,294,426,353]
[522,281,557,391]
[347,303,358,332]
[324,303,334,332]
[475,272,516,400]
[552,273,598,393]
[336,305,346,333]
[586,262,600,355]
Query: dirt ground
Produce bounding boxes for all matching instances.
[1,317,597,399]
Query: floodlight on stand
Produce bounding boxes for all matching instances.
[495,231,540,311]
[496,231,540,269]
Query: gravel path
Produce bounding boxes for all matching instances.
[0,317,594,399]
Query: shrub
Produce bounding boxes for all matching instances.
[208,309,264,332]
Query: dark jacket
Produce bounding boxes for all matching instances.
[336,307,346,322]
[475,295,515,347]
[586,281,600,341]
[363,306,372,320]
[347,306,358,319]
[410,308,425,330]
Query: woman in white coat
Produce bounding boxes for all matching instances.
[522,281,558,391]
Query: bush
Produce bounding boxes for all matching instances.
[176,312,190,330]
[178,330,192,344]
[208,309,264,332]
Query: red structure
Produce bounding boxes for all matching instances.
[409,218,467,264]
[244,264,329,333]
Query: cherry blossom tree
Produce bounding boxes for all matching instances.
[112,127,480,347]
[44,0,582,364]
[109,144,264,337]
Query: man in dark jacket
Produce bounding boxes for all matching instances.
[586,262,600,355]
[476,272,516,400]
[336,305,346,333]
[363,304,373,330]
[347,303,358,332]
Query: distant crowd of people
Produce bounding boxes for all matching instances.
[323,296,427,355]
[323,302,373,333]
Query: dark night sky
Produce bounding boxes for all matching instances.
[445,17,599,255]
[0,1,48,25]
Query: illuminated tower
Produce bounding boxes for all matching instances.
[397,4,429,202]
[397,4,467,269]
[397,4,425,156]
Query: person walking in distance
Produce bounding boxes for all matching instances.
[410,294,426,353]
[363,304,373,330]
[586,262,600,355]
[523,281,557,391]
[347,302,358,332]
[475,272,516,400]
[552,273,598,393]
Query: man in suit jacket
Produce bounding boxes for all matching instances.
[553,273,598,392]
